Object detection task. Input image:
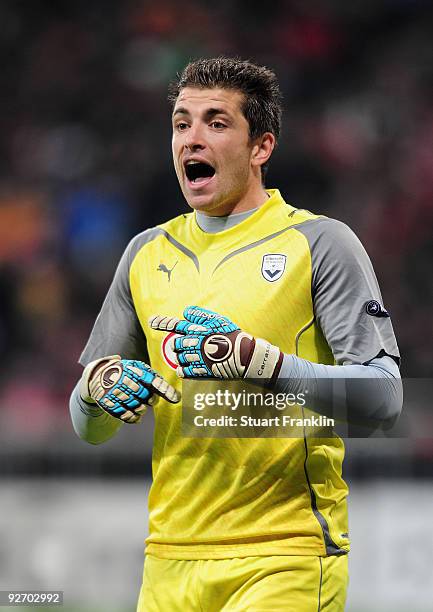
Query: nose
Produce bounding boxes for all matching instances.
[184,123,206,151]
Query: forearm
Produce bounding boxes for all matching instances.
[274,354,402,425]
[69,382,123,444]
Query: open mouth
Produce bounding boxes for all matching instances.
[184,161,216,185]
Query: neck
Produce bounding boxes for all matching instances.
[199,183,269,217]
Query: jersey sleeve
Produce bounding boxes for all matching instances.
[79,234,148,366]
[295,218,400,366]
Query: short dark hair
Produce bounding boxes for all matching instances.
[168,57,283,180]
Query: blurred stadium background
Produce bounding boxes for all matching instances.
[0,1,432,610]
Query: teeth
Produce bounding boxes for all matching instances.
[186,160,200,165]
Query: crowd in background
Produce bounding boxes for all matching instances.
[0,0,432,444]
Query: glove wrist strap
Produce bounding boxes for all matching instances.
[244,338,282,380]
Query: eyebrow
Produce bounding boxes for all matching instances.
[172,107,232,120]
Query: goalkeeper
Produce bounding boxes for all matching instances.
[70,57,402,611]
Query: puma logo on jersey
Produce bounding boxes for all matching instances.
[158,261,178,282]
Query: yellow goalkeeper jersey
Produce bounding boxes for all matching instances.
[80,189,399,559]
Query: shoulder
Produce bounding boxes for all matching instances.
[126,212,192,259]
[158,211,193,234]
[124,227,160,263]
[292,216,364,256]
[291,217,374,289]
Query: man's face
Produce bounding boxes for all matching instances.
[171,87,259,215]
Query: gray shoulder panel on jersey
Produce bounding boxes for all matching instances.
[294,218,400,365]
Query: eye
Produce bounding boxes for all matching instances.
[210,121,226,129]
[175,122,189,131]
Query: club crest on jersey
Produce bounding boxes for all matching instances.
[261,254,287,282]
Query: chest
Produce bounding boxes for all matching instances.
[130,231,314,356]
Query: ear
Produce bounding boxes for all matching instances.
[250,132,276,170]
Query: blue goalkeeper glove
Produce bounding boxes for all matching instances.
[80,356,180,423]
[149,306,283,381]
